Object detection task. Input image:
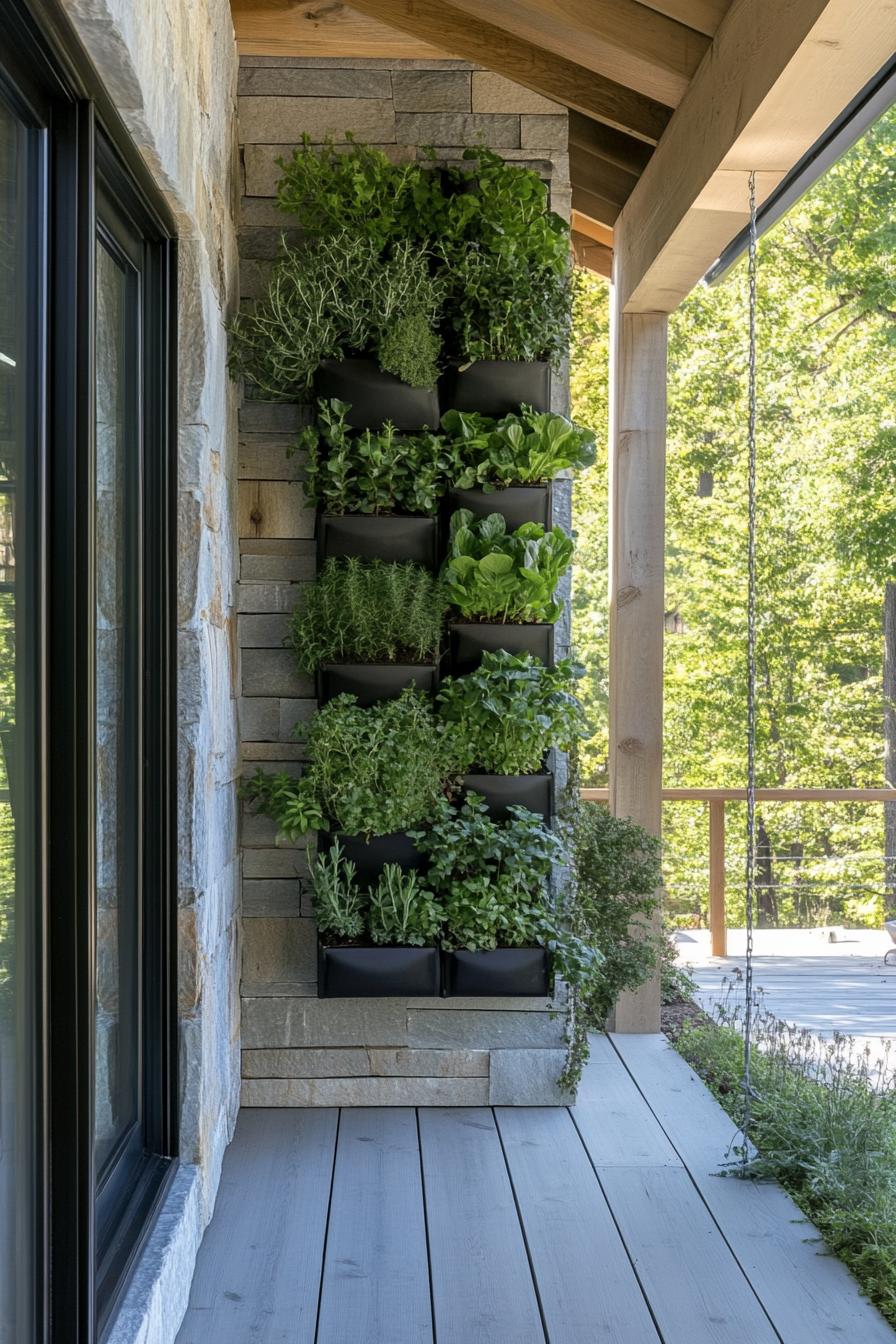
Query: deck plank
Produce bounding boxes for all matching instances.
[611,1031,896,1343]
[418,1107,545,1344]
[174,1108,337,1344]
[495,1106,661,1344]
[316,1108,432,1344]
[572,1030,681,1167]
[598,1164,780,1344]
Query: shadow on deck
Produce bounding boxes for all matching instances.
[175,1032,894,1343]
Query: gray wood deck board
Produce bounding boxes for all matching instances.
[174,1108,337,1344]
[572,1030,681,1167]
[418,1107,545,1344]
[611,1031,896,1343]
[495,1106,661,1344]
[316,1108,432,1344]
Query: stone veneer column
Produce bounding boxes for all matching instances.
[236,57,573,1107]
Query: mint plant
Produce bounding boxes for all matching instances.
[438,651,588,773]
[298,399,449,515]
[289,558,446,672]
[442,509,574,623]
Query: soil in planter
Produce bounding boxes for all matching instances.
[438,360,551,418]
[318,512,439,568]
[444,484,551,532]
[318,662,439,707]
[315,357,440,431]
[448,620,554,674]
[443,946,550,997]
[318,941,441,998]
[461,771,553,822]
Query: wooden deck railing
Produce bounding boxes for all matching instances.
[580,787,896,957]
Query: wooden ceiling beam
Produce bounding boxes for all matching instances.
[633,0,730,38]
[344,0,673,142]
[568,110,654,179]
[445,0,710,107]
[572,231,614,280]
[572,184,622,227]
[571,210,614,248]
[571,144,640,212]
[232,0,443,57]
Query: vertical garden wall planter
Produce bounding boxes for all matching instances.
[443,947,550,997]
[461,771,554,821]
[318,662,439,707]
[332,830,425,884]
[438,360,551,417]
[317,513,439,568]
[444,484,551,531]
[448,621,554,674]
[318,941,441,998]
[315,357,440,430]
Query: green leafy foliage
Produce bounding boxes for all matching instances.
[571,109,896,928]
[309,841,366,941]
[442,509,574,623]
[440,245,571,366]
[411,793,563,950]
[441,407,596,488]
[440,148,570,275]
[369,865,444,946]
[275,135,447,250]
[675,998,896,1328]
[226,234,443,399]
[299,399,449,515]
[241,769,325,843]
[289,557,446,672]
[437,650,589,774]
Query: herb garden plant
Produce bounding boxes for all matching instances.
[438,651,588,774]
[289,557,445,672]
[442,408,596,488]
[309,842,443,947]
[442,510,574,623]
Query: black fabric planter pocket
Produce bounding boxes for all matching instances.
[318,513,438,568]
[439,360,551,417]
[443,947,550,997]
[315,358,440,431]
[318,662,439,707]
[461,772,554,821]
[318,942,441,998]
[449,621,554,674]
[445,484,551,532]
[332,831,424,885]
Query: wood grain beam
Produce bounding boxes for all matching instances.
[572,184,622,227]
[572,232,614,279]
[617,0,896,311]
[232,0,444,57]
[446,0,710,107]
[571,210,614,248]
[571,144,639,210]
[568,111,654,178]
[344,0,673,142]
[635,0,731,37]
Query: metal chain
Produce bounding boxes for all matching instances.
[741,169,758,1170]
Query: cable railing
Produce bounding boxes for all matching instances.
[581,786,896,956]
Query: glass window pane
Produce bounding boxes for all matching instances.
[94,237,139,1177]
[0,93,33,1343]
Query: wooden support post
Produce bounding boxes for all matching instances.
[607,273,667,1034]
[708,798,727,957]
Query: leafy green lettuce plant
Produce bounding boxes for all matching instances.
[289,557,446,672]
[227,234,444,400]
[442,407,596,488]
[298,399,449,515]
[442,509,574,623]
[243,689,459,841]
[438,650,588,773]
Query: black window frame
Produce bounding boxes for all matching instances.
[4,3,180,1341]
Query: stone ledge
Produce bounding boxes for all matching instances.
[407,1008,565,1049]
[489,1049,572,1105]
[241,1075,490,1106]
[242,1046,489,1078]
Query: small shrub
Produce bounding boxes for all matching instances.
[437,650,588,774]
[309,841,366,941]
[675,998,896,1328]
[368,865,444,946]
[289,557,446,672]
[442,509,574,623]
[299,399,450,516]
